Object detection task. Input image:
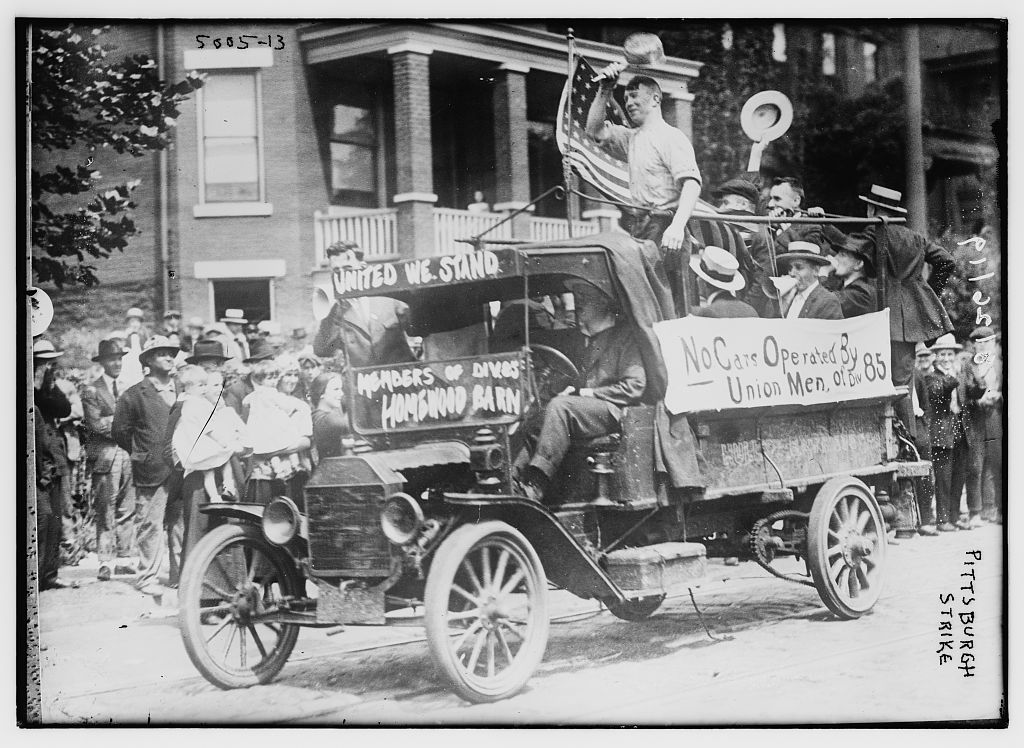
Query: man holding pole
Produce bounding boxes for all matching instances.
[585,62,702,250]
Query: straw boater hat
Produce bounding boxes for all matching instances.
[33,339,64,360]
[91,339,127,362]
[138,335,180,362]
[929,333,962,352]
[689,245,746,292]
[858,184,908,214]
[185,339,230,365]
[125,307,144,320]
[775,240,831,272]
[219,308,248,326]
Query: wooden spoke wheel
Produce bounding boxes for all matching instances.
[605,595,665,621]
[424,521,549,703]
[527,344,581,406]
[178,524,301,689]
[807,477,887,619]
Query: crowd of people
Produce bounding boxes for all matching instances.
[32,303,357,598]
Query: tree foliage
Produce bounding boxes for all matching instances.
[32,25,203,287]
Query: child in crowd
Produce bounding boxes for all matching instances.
[172,365,246,502]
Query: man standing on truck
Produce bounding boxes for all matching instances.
[515,280,646,502]
[585,63,702,250]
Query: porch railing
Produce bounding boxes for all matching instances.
[314,207,606,260]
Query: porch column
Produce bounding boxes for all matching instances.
[662,88,695,140]
[390,44,437,259]
[492,63,533,240]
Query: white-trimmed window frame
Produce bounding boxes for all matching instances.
[186,49,274,218]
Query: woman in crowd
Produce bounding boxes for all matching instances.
[276,353,308,403]
[242,359,313,506]
[310,371,349,460]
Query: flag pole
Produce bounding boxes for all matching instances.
[563,27,577,237]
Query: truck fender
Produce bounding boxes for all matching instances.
[442,494,625,603]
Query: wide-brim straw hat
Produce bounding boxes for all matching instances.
[689,245,745,292]
[219,308,249,325]
[776,240,832,272]
[929,333,962,352]
[858,184,908,214]
[33,339,64,360]
[138,335,180,362]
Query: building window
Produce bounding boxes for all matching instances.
[199,70,264,204]
[822,33,837,76]
[863,41,878,83]
[331,102,379,207]
[772,24,787,62]
[211,278,273,324]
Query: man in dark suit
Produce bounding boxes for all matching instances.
[911,343,938,535]
[825,233,877,318]
[313,241,415,368]
[689,246,758,318]
[859,184,955,440]
[112,337,180,598]
[34,339,71,590]
[775,241,843,320]
[81,339,137,581]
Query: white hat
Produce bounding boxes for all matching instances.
[929,333,962,352]
[219,308,248,325]
[257,320,281,336]
[125,307,144,320]
[32,339,64,359]
[858,184,908,214]
[914,342,933,356]
[138,335,180,361]
[776,240,831,271]
[689,246,745,292]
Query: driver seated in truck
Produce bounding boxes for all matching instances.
[514,280,646,502]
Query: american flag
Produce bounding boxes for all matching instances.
[555,56,747,259]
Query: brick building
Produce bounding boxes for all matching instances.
[38,22,700,340]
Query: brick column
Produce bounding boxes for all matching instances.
[492,63,533,240]
[662,89,695,140]
[390,44,437,258]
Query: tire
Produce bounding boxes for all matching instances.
[807,477,887,619]
[424,521,549,703]
[605,595,665,621]
[178,523,302,689]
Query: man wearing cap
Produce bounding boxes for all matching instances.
[690,246,758,319]
[775,241,843,320]
[959,326,1003,525]
[220,309,251,361]
[859,184,956,440]
[161,310,190,352]
[81,340,138,580]
[112,337,181,597]
[923,334,966,532]
[825,233,877,318]
[586,66,702,250]
[33,340,72,589]
[910,343,938,535]
[515,281,646,502]
[313,241,415,367]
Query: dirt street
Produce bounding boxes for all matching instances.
[38,524,1004,725]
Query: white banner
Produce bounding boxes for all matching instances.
[654,310,897,414]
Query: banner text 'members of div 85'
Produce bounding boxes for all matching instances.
[654,310,897,415]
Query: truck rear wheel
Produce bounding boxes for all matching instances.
[807,477,887,619]
[424,521,549,703]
